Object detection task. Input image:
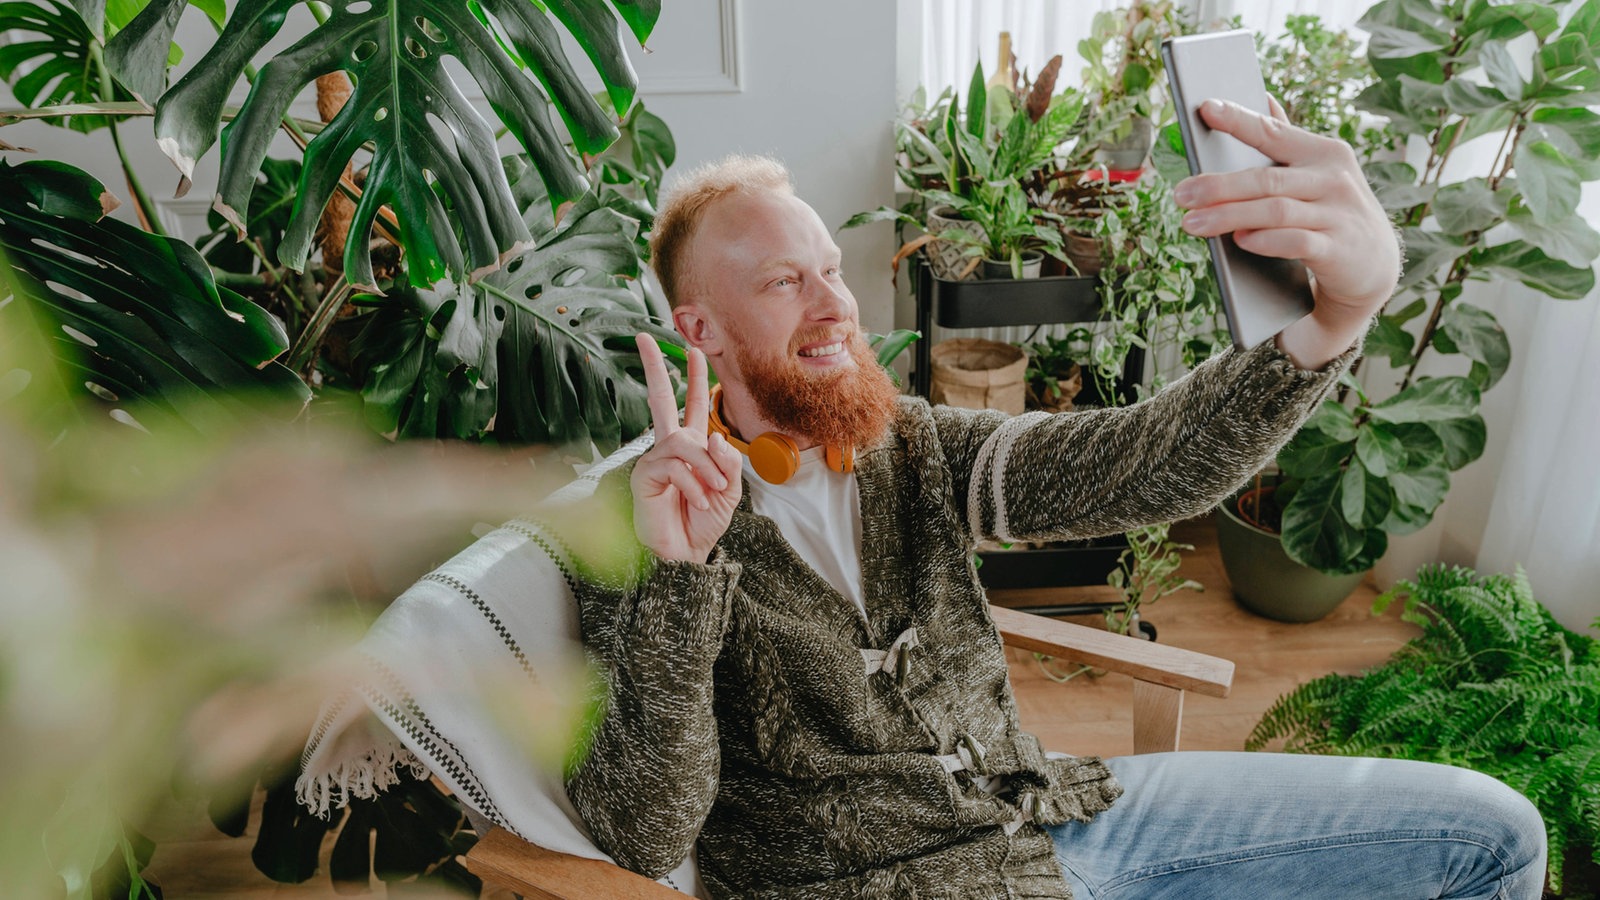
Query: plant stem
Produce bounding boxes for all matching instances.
[286,274,351,376]
[1400,257,1468,391]
[89,42,165,236]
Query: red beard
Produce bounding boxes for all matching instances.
[728,327,900,450]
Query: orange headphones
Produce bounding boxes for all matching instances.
[707,384,853,485]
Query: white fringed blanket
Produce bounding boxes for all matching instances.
[295,434,705,895]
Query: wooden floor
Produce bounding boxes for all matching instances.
[998,517,1419,760]
[148,515,1419,896]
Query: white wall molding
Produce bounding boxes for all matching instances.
[640,0,743,95]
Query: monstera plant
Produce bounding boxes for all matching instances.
[1,0,677,456]
[1265,0,1600,575]
[2,0,675,895]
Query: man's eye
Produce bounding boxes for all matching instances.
[775,277,795,287]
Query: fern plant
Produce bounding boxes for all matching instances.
[1249,565,1600,896]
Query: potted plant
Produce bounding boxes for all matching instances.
[1220,0,1600,598]
[1068,0,1192,173]
[1019,328,1091,412]
[1249,564,1600,897]
[844,56,1083,280]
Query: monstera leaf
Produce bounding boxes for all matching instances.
[350,185,677,455]
[0,0,133,133]
[0,159,309,432]
[153,0,660,292]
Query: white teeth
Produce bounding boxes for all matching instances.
[799,342,843,358]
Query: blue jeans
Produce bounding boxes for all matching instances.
[1048,752,1547,900]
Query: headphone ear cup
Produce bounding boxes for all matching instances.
[825,444,854,475]
[748,433,801,485]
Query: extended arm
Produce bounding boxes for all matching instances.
[936,338,1353,545]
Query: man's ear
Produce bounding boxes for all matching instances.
[673,305,725,358]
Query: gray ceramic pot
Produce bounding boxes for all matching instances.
[1214,487,1366,623]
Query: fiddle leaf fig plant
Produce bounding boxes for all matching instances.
[1267,0,1600,575]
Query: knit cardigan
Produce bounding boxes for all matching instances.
[566,340,1353,899]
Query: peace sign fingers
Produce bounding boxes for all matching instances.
[637,333,684,441]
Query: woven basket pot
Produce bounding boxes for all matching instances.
[930,338,1028,415]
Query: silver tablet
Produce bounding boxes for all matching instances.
[1162,30,1315,350]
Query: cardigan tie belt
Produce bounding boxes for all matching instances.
[859,627,920,686]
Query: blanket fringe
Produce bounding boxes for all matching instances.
[295,740,432,818]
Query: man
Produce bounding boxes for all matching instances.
[564,100,1546,898]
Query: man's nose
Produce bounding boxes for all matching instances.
[805,277,853,321]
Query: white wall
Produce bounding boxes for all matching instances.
[0,0,901,332]
[639,0,900,333]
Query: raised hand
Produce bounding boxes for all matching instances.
[1174,97,1399,369]
[630,334,743,563]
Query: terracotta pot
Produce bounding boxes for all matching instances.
[1215,486,1366,623]
[1064,232,1105,277]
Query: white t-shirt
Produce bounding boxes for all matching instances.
[743,446,867,616]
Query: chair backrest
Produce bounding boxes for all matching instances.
[297,434,706,896]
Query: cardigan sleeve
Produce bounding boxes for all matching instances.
[932,338,1357,546]
[562,475,740,877]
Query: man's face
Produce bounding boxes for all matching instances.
[675,190,898,448]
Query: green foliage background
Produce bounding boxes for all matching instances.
[1250,566,1600,896]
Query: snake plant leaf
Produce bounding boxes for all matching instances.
[351,189,678,455]
[154,0,644,292]
[0,160,309,431]
[0,0,133,133]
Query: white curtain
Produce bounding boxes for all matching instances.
[914,0,1600,633]
[1472,191,1600,634]
[913,1,1368,102]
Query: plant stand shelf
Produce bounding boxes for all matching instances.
[911,263,1144,595]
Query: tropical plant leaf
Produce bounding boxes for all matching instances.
[1433,301,1510,390]
[1431,178,1504,236]
[1281,467,1366,572]
[351,190,678,456]
[1398,228,1469,289]
[1475,239,1597,299]
[98,0,226,104]
[1368,375,1480,425]
[1425,414,1487,470]
[153,0,651,291]
[197,156,300,274]
[1515,135,1584,226]
[0,159,309,432]
[1366,314,1416,367]
[1505,206,1600,269]
[0,0,133,133]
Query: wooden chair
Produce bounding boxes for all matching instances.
[464,606,1234,898]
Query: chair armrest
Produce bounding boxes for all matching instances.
[990,605,1233,698]
[464,827,686,899]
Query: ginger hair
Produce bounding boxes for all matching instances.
[650,154,794,308]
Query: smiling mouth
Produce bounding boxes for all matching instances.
[798,341,845,358]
